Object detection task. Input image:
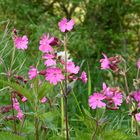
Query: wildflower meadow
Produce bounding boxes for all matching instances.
[0,0,140,140]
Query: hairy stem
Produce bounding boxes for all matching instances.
[20,103,26,133]
[136,69,139,79]
[35,105,39,140]
[64,33,69,140]
[123,73,129,95]
[11,93,17,133]
[60,83,65,136]
[92,121,98,140]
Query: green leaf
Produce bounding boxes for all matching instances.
[0,132,26,140]
[48,136,65,140]
[75,130,91,140]
[103,130,140,140]
[39,110,59,131]
[87,63,91,97]
[0,79,33,101]
[38,82,53,99]
[39,110,59,122]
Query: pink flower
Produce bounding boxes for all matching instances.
[102,83,123,107]
[41,97,47,104]
[137,59,140,69]
[44,59,56,67]
[88,92,106,109]
[58,18,75,32]
[21,96,27,102]
[112,92,123,107]
[45,68,64,85]
[12,98,20,111]
[12,97,23,121]
[102,83,113,97]
[132,90,140,102]
[14,35,28,50]
[135,113,140,122]
[138,102,140,108]
[39,34,54,53]
[100,53,110,70]
[67,61,80,74]
[28,66,38,80]
[17,111,24,121]
[42,53,55,59]
[80,71,87,83]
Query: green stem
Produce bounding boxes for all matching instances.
[72,90,84,118]
[10,45,16,71]
[35,105,39,140]
[123,73,129,95]
[11,93,17,133]
[60,83,65,136]
[91,119,98,140]
[20,103,26,133]
[64,33,69,140]
[136,69,139,79]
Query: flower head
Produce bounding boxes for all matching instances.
[112,92,123,107]
[12,97,24,121]
[45,68,64,85]
[42,53,56,67]
[132,90,140,103]
[58,18,75,32]
[67,61,80,74]
[80,71,87,83]
[39,34,54,53]
[57,51,72,61]
[44,59,56,67]
[17,111,24,121]
[12,98,20,111]
[102,83,123,108]
[88,92,106,109]
[21,96,27,102]
[28,66,38,80]
[100,53,110,70]
[41,97,47,104]
[14,35,28,50]
[42,53,55,59]
[135,113,140,122]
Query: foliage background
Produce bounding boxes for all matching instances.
[0,0,140,139]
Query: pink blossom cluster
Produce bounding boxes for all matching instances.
[26,18,87,85]
[12,97,23,121]
[129,90,140,122]
[100,53,121,73]
[13,29,28,50]
[89,83,123,110]
[131,90,140,107]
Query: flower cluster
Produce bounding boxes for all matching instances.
[89,83,123,110]
[131,90,140,107]
[12,97,23,121]
[26,18,87,86]
[100,53,121,72]
[127,90,140,122]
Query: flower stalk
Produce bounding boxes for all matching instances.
[60,82,65,136]
[64,33,69,140]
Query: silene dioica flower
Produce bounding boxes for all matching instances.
[9,18,87,140]
[13,29,28,50]
[88,83,123,110]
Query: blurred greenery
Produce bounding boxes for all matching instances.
[0,0,140,139]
